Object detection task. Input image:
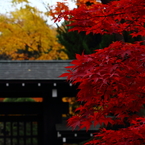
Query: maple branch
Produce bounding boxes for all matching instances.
[71,12,126,21]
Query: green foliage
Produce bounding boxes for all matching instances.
[57,21,102,59]
[3,98,36,102]
[98,34,114,49]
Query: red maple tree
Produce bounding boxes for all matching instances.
[57,0,145,144]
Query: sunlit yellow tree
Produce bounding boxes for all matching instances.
[0,0,68,60]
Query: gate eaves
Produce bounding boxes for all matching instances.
[0,60,78,145]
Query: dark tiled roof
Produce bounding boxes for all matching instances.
[0,60,73,80]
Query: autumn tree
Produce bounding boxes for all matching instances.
[0,0,68,60]
[50,0,139,60]
[49,1,105,59]
[55,0,145,144]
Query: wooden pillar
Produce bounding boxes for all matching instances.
[42,91,58,145]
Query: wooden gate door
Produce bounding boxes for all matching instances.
[0,102,43,145]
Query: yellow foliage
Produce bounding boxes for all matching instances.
[0,3,68,60]
[12,0,29,4]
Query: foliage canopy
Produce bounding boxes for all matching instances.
[56,0,145,144]
[0,0,68,60]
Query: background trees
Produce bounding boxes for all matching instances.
[56,21,102,59]
[0,0,68,60]
[3,98,36,102]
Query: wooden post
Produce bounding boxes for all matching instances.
[42,91,58,145]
